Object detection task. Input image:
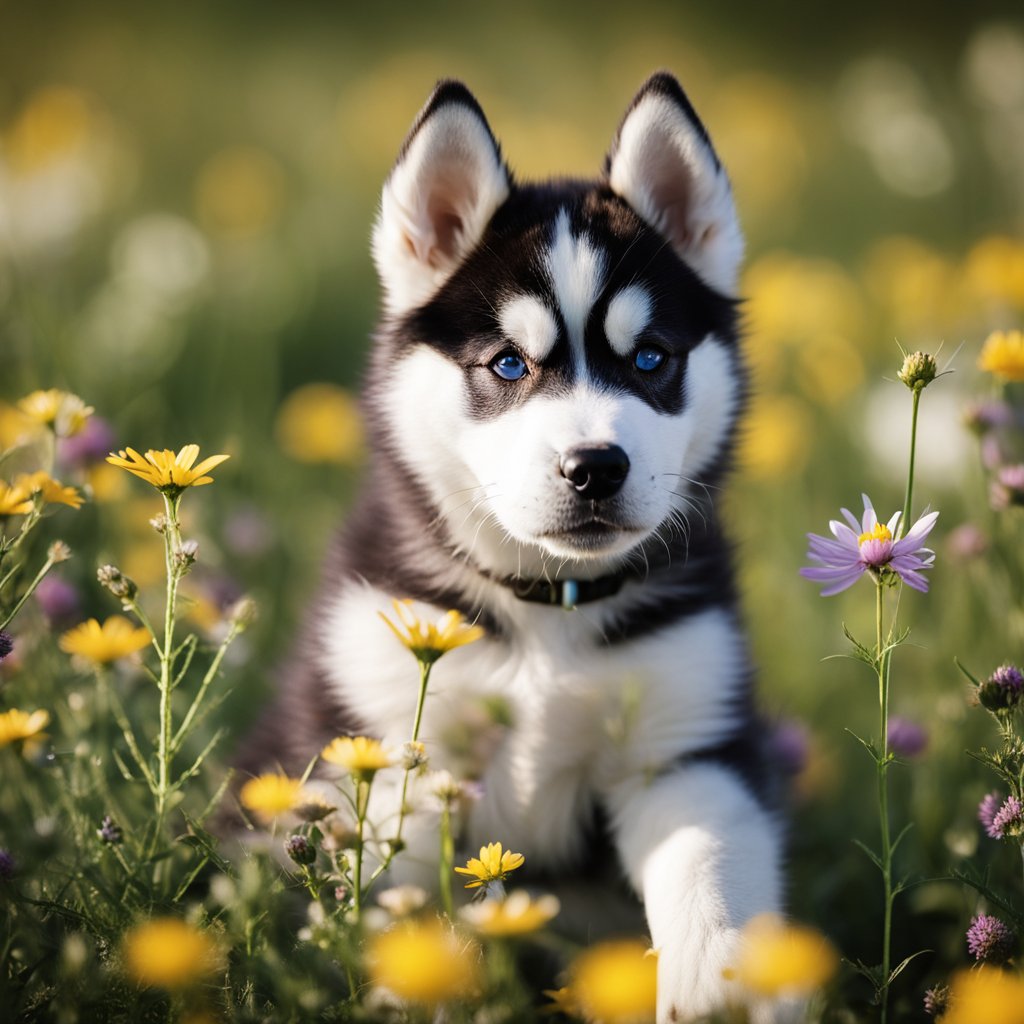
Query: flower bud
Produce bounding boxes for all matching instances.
[402,740,428,771]
[97,815,123,845]
[897,351,937,392]
[228,596,258,631]
[173,540,199,575]
[285,834,317,866]
[149,513,169,534]
[96,565,138,602]
[978,663,1024,712]
[47,540,72,564]
[0,631,13,663]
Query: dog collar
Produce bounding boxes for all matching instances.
[493,572,627,609]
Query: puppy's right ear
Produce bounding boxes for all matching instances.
[372,80,510,317]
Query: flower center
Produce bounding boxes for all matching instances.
[858,522,892,546]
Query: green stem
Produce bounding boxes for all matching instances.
[171,619,240,753]
[352,779,370,922]
[154,493,183,848]
[439,801,454,918]
[0,550,56,631]
[366,659,434,890]
[876,581,893,1023]
[899,388,921,538]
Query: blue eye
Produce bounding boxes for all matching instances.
[634,346,667,372]
[491,351,528,381]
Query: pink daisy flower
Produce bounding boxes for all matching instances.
[800,494,938,597]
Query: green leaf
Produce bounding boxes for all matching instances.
[890,822,915,856]
[852,838,882,871]
[888,949,932,986]
[954,657,982,687]
[845,728,880,762]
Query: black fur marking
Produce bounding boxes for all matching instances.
[404,181,737,421]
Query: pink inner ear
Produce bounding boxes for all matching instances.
[644,138,696,250]
[426,190,467,268]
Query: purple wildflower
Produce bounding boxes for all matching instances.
[922,984,949,1017]
[963,399,1014,436]
[34,576,80,624]
[992,796,1024,839]
[0,849,13,880]
[284,834,316,866]
[800,494,939,596]
[945,523,988,562]
[0,631,12,662]
[770,719,810,776]
[991,464,1024,510]
[97,815,123,845]
[979,663,1024,712]
[979,791,1004,838]
[886,716,928,758]
[57,416,116,468]
[966,914,1016,964]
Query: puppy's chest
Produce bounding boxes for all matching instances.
[323,585,747,861]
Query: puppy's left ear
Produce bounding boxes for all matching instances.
[607,72,743,297]
[373,80,511,317]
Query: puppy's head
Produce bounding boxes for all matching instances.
[370,74,745,572]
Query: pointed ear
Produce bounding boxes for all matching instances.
[606,72,743,297]
[372,80,511,316]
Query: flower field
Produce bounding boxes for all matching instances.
[4,3,1024,1022]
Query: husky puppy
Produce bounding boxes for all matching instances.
[241,72,783,1021]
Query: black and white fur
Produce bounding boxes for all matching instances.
[240,73,784,1022]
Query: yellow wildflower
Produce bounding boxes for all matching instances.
[59,617,151,664]
[275,382,363,464]
[942,966,1024,1024]
[106,445,229,495]
[367,919,478,1004]
[454,841,525,890]
[239,773,304,820]
[0,708,50,748]
[571,939,658,1023]
[123,917,221,989]
[979,329,1024,382]
[321,735,394,782]
[17,389,94,437]
[17,471,84,509]
[380,600,485,664]
[460,891,560,937]
[542,986,579,1016]
[0,479,34,516]
[725,913,838,998]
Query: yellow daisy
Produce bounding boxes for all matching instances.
[16,471,84,509]
[321,735,394,782]
[123,917,221,990]
[379,600,484,664]
[18,389,94,437]
[979,329,1024,382]
[0,479,34,516]
[239,773,304,820]
[0,708,50,748]
[725,914,838,998]
[943,965,1024,1024]
[571,939,658,1023]
[59,616,151,664]
[460,891,560,937]
[542,986,579,1016]
[367,919,478,1004]
[106,445,230,495]
[454,841,525,890]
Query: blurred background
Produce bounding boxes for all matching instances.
[3,0,1024,1008]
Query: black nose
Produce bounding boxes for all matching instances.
[560,444,631,501]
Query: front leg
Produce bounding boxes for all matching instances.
[607,762,783,1023]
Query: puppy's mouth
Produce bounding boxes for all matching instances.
[538,517,647,553]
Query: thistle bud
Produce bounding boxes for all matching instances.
[897,351,938,392]
[285,834,317,866]
[978,663,1024,712]
[149,513,169,534]
[402,740,428,771]
[0,631,13,663]
[228,596,257,631]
